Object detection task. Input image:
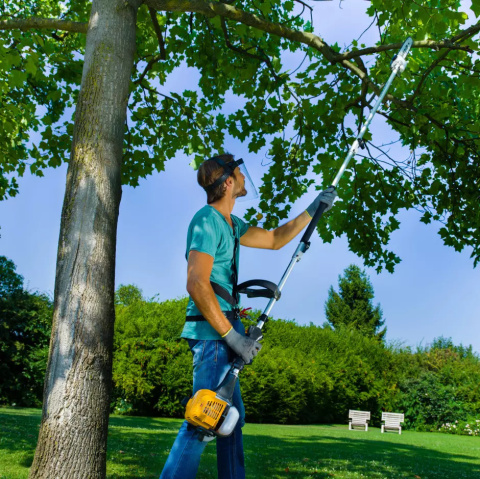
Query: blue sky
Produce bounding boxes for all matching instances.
[1,1,479,353]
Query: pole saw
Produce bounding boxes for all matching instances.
[185,37,414,441]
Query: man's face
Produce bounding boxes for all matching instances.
[232,167,247,199]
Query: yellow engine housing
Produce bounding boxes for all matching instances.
[185,389,228,430]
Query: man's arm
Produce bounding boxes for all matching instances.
[240,187,337,250]
[186,250,232,336]
[240,211,311,250]
[186,249,262,363]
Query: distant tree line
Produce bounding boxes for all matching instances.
[0,256,52,407]
[2,256,479,433]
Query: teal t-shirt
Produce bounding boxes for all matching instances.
[181,205,250,340]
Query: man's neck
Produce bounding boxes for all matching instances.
[210,197,235,224]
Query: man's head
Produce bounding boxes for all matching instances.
[198,153,247,204]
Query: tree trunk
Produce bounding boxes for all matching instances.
[29,1,141,477]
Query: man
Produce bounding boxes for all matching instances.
[160,153,336,479]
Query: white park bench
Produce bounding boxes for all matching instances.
[381,412,404,434]
[348,410,370,431]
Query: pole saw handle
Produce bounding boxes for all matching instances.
[300,190,334,245]
[247,324,263,342]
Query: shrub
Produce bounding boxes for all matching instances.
[438,418,480,436]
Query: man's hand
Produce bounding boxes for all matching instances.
[223,328,262,364]
[306,186,337,217]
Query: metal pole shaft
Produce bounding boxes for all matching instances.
[256,242,307,329]
[257,70,398,331]
[331,68,399,188]
[255,38,413,331]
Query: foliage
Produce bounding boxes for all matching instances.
[112,292,191,416]
[324,264,386,340]
[0,2,88,200]
[0,255,24,296]
[115,284,144,307]
[396,372,469,431]
[241,319,397,425]
[109,293,399,422]
[0,257,52,407]
[1,273,479,429]
[392,337,480,431]
[438,418,480,436]
[110,294,480,430]
[2,1,480,271]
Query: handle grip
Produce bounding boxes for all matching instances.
[300,192,332,245]
[247,325,263,342]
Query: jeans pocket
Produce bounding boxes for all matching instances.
[188,340,206,367]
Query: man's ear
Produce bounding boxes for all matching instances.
[224,176,235,189]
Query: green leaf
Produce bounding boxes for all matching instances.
[472,0,480,17]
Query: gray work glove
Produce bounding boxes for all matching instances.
[306,186,337,217]
[223,328,262,364]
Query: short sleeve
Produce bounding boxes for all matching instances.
[187,214,220,259]
[232,215,250,237]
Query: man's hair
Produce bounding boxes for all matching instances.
[197,153,235,204]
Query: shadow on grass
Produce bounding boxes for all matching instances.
[243,431,480,478]
[1,409,479,479]
[105,418,480,479]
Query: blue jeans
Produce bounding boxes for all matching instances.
[160,321,246,479]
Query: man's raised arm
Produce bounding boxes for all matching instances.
[240,187,337,250]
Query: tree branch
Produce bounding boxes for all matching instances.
[146,0,339,61]
[148,7,167,60]
[219,17,265,63]
[133,55,164,85]
[410,49,451,101]
[337,35,477,61]
[0,17,87,34]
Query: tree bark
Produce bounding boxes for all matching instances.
[29,1,141,477]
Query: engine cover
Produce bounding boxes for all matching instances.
[185,389,228,430]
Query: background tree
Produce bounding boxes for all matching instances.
[1,0,480,477]
[325,264,386,340]
[0,256,24,296]
[0,257,52,407]
[115,284,144,307]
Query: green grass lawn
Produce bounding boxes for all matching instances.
[1,407,479,478]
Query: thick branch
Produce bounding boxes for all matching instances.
[146,0,339,61]
[148,7,167,60]
[0,17,87,34]
[337,35,477,61]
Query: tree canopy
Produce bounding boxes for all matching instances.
[2,0,480,272]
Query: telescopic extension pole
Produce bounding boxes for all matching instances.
[215,37,413,401]
[255,36,413,330]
